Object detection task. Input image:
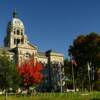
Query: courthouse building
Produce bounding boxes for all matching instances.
[0,11,64,66]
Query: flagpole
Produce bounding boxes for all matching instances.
[87,62,91,92]
[91,66,95,91]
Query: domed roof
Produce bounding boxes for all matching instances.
[7,10,24,29]
[10,18,24,28]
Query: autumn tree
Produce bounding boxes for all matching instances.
[17,58,43,90]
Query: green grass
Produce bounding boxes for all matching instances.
[0,92,100,100]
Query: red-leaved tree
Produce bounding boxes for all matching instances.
[17,58,43,88]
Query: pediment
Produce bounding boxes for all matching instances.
[17,43,38,50]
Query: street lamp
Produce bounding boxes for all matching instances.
[58,63,63,92]
[72,62,75,91]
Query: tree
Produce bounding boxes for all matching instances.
[68,32,100,91]
[64,59,77,90]
[17,58,43,90]
[0,54,21,100]
[64,59,72,78]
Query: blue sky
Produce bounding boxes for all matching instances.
[0,0,100,58]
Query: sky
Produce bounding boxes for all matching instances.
[0,0,100,58]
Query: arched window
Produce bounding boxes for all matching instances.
[17,39,20,45]
[21,30,23,35]
[17,30,20,35]
[13,28,16,34]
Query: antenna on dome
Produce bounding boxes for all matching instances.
[12,9,18,18]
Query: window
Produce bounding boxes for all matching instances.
[14,39,16,44]
[24,53,31,60]
[14,31,16,34]
[25,53,30,57]
[17,39,20,45]
[20,56,23,64]
[21,38,23,44]
[14,28,16,34]
[21,30,23,35]
[17,30,20,35]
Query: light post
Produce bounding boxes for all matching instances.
[59,63,63,92]
[70,55,75,91]
[72,62,75,91]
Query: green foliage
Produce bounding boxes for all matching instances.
[94,80,100,91]
[68,32,100,91]
[64,59,72,79]
[0,55,21,91]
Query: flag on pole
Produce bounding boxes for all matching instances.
[71,58,77,66]
[70,54,77,66]
[87,62,91,71]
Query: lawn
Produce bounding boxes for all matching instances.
[0,92,100,100]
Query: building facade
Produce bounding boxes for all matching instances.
[2,11,64,66]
